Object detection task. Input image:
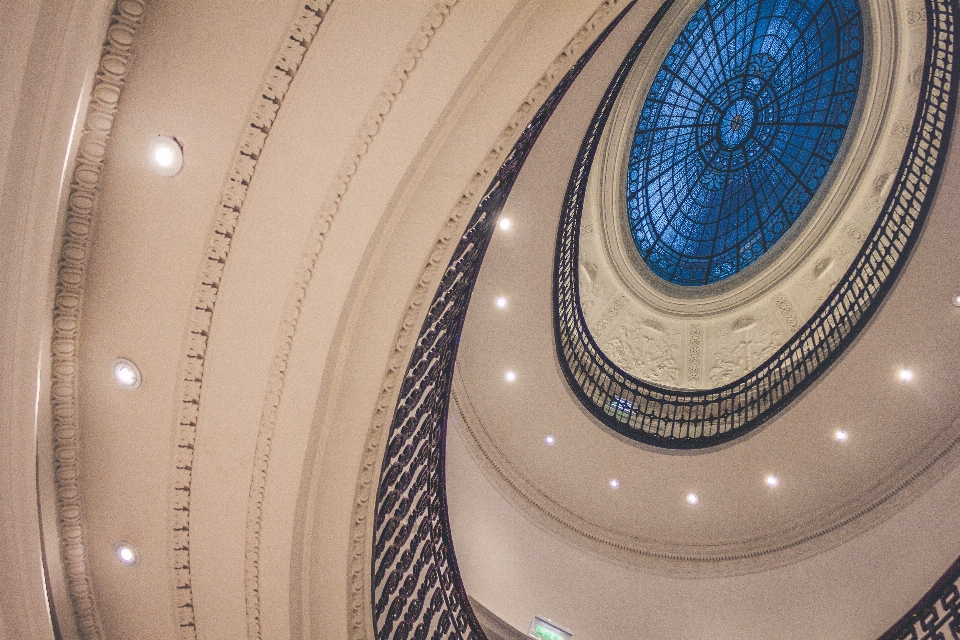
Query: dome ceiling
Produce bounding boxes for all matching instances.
[628,0,863,286]
[450,0,960,604]
[2,1,959,639]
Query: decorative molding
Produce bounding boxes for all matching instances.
[49,2,148,639]
[774,293,799,330]
[686,321,702,383]
[240,1,460,639]
[603,313,680,386]
[347,2,640,638]
[168,3,334,639]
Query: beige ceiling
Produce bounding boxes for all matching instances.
[0,1,958,640]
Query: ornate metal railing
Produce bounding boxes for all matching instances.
[882,555,960,640]
[554,0,958,449]
[370,3,661,637]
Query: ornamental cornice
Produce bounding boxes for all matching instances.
[168,3,335,638]
[50,3,147,638]
[238,1,461,638]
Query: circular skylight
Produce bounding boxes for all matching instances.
[627,0,863,286]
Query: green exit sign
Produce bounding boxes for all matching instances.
[529,616,571,640]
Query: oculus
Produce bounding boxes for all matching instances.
[627,0,863,286]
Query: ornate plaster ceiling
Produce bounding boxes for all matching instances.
[1,0,958,639]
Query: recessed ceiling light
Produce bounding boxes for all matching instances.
[544,435,555,445]
[686,493,699,505]
[504,370,516,383]
[835,429,848,442]
[495,296,508,309]
[115,542,139,566]
[149,135,183,176]
[899,368,914,382]
[609,479,620,489]
[953,293,960,308]
[112,358,141,389]
[498,218,512,230]
[765,475,779,488]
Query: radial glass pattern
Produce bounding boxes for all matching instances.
[627,0,863,286]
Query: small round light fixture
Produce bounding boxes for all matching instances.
[686,493,699,505]
[495,296,508,309]
[504,370,516,383]
[544,435,556,446]
[953,293,960,308]
[114,541,140,566]
[498,218,512,231]
[899,368,914,382]
[149,135,183,176]
[609,479,620,489]
[112,358,141,389]
[835,429,849,442]
[765,475,779,488]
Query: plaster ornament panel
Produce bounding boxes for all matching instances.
[686,321,702,384]
[603,313,680,386]
[708,315,781,387]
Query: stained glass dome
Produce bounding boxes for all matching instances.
[626,0,863,286]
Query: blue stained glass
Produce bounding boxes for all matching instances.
[627,0,862,286]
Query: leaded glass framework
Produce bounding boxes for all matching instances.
[627,0,863,286]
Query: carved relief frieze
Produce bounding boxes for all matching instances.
[708,315,781,386]
[594,294,627,339]
[603,313,680,386]
[773,293,799,331]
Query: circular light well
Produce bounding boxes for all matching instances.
[498,218,512,231]
[686,493,699,505]
[504,370,516,383]
[149,135,183,176]
[115,542,139,566]
[112,358,141,389]
[495,296,508,309]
